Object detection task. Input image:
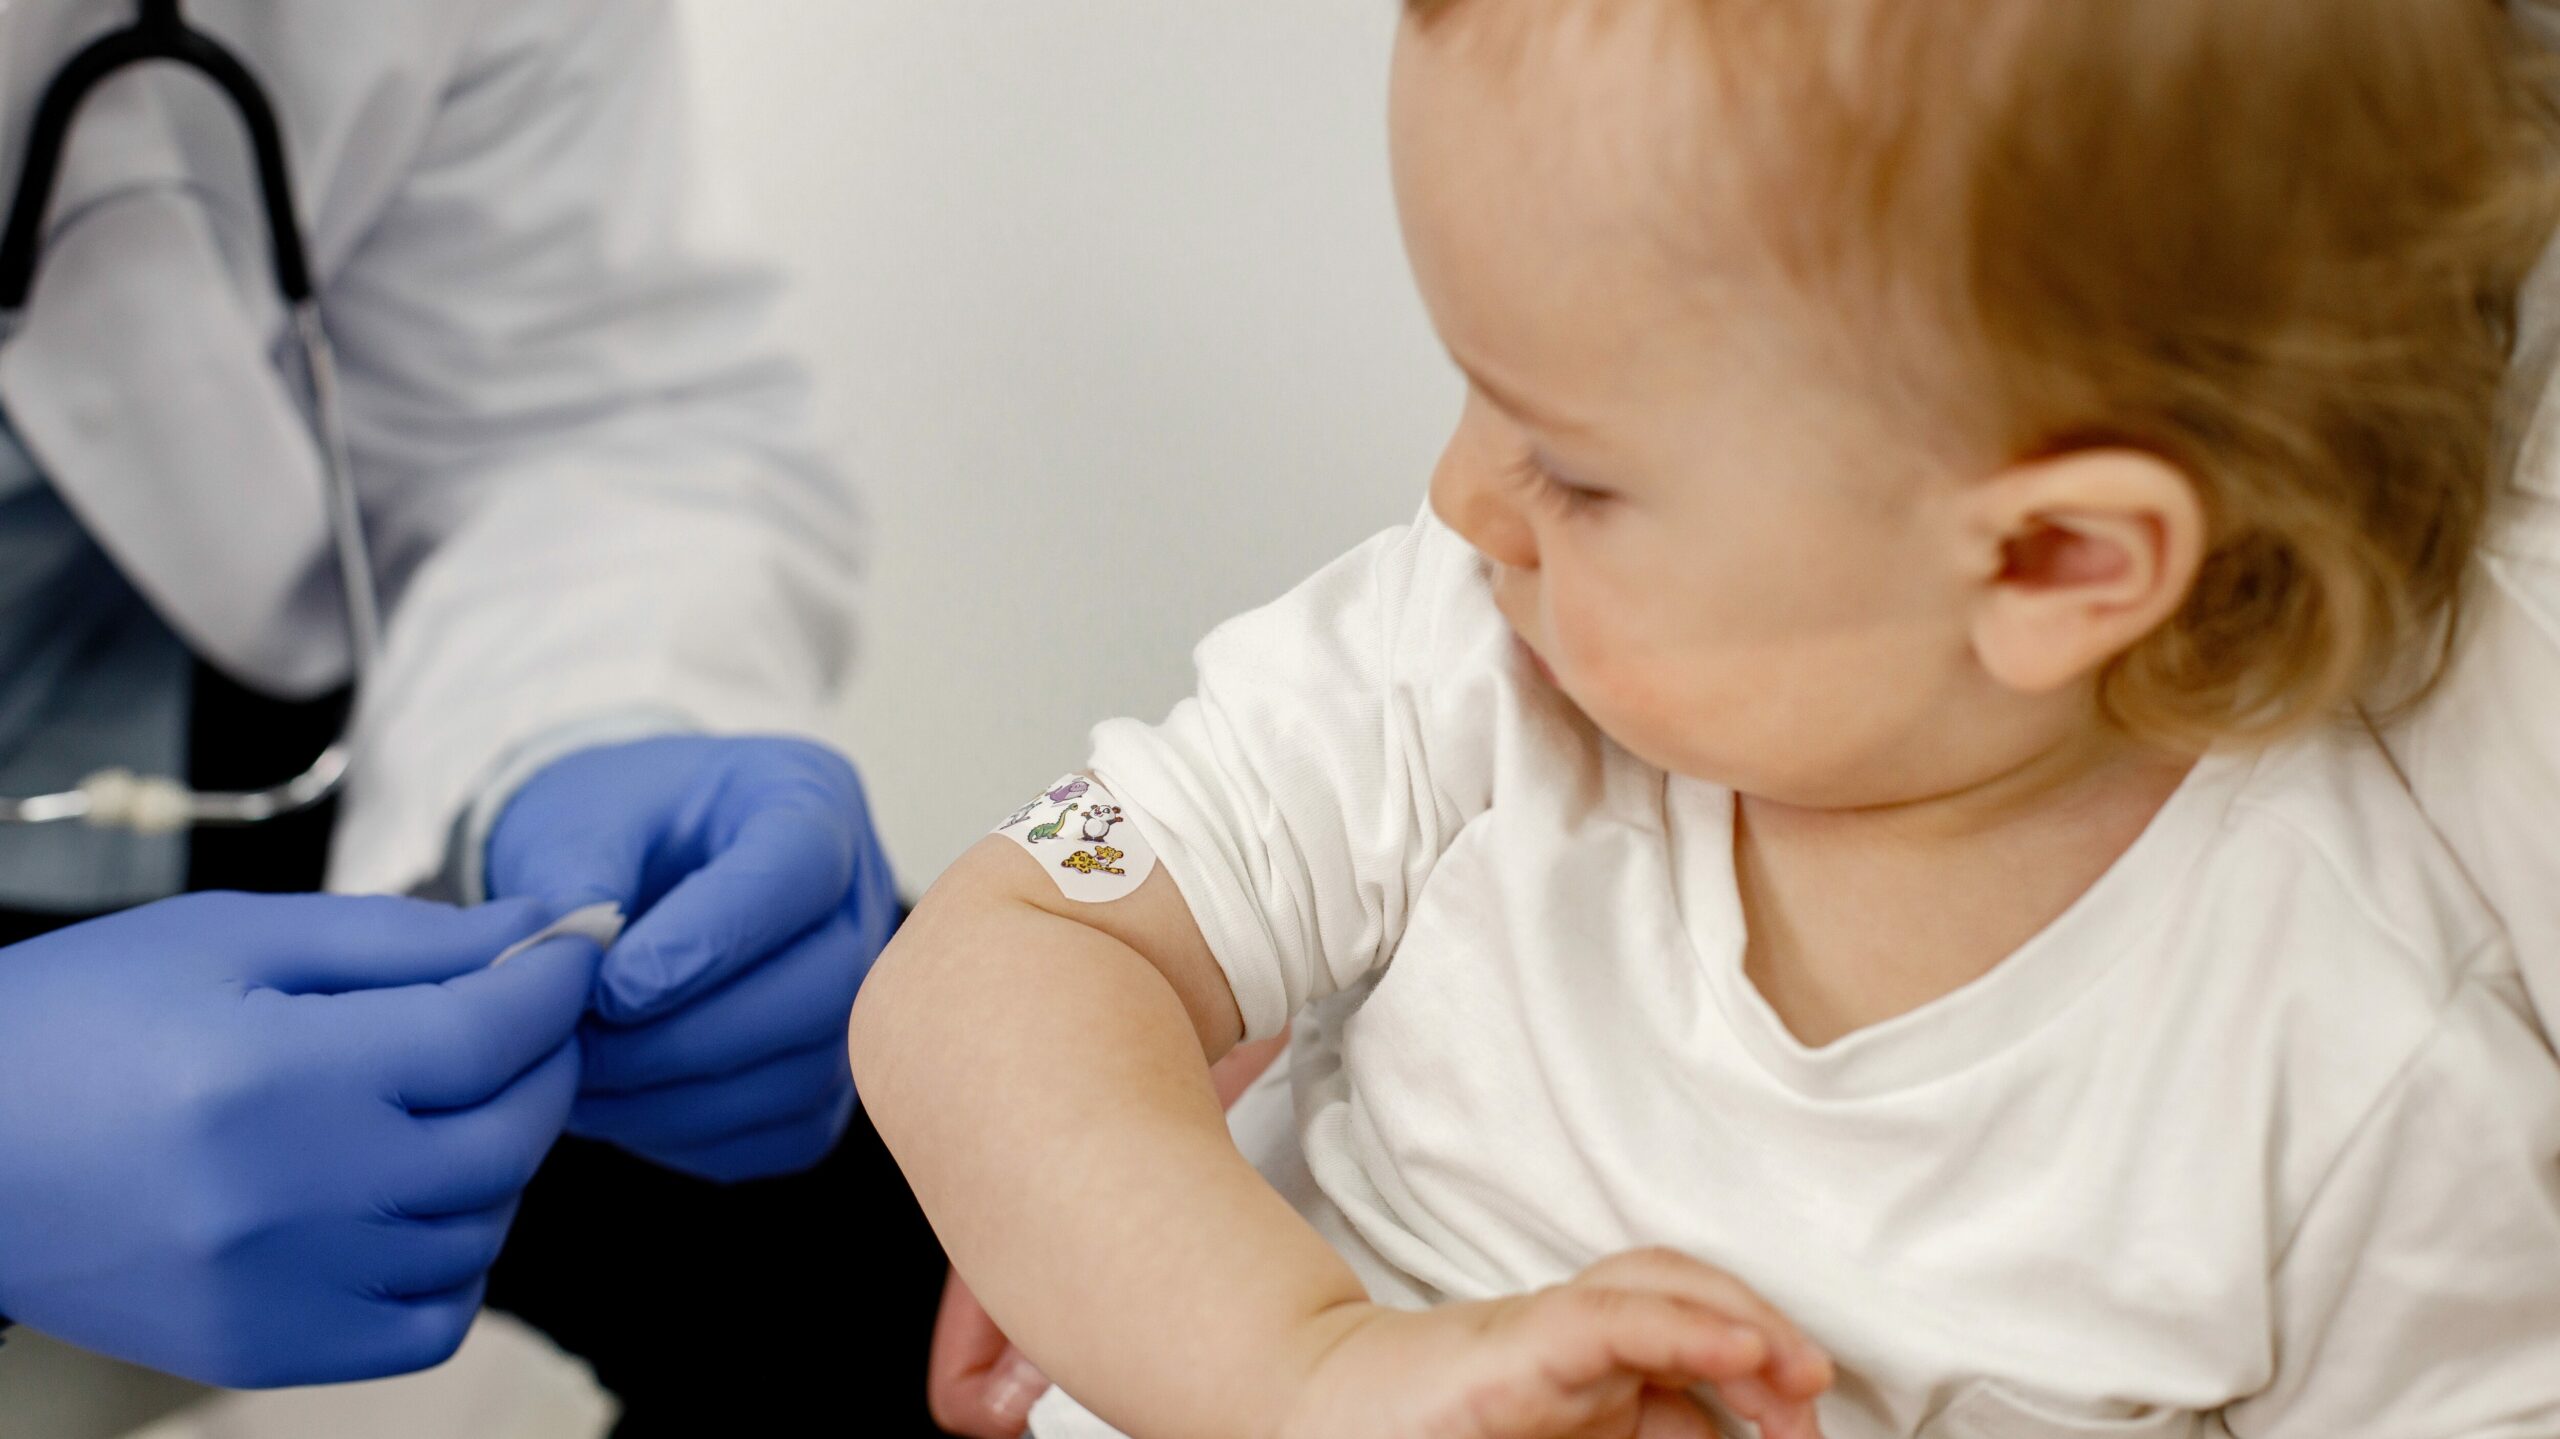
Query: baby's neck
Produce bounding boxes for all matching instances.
[1733,729,2196,1049]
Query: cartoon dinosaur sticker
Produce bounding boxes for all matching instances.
[1060,845,1127,877]
[1023,804,1080,844]
[1046,778,1092,806]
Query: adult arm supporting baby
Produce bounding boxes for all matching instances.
[850,833,1831,1439]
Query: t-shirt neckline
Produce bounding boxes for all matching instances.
[1664,749,2258,1101]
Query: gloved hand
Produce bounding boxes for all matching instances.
[0,892,599,1388]
[486,735,898,1183]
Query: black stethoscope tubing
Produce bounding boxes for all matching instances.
[0,0,381,832]
[0,0,311,309]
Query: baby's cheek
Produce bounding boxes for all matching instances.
[1551,595,1785,780]
[1552,612,1699,747]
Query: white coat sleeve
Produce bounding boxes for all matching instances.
[2222,958,2560,1439]
[1086,515,1513,1041]
[316,0,861,895]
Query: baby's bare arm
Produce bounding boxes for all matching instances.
[848,835,1366,1439]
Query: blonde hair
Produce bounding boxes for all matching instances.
[1410,0,2560,744]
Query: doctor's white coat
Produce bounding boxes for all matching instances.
[0,0,856,895]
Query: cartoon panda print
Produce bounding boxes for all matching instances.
[1077,804,1125,844]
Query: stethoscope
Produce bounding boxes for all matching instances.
[0,0,382,834]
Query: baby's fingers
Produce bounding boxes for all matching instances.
[1719,1373,1827,1439]
[1634,1388,1726,1439]
[1518,1285,1774,1394]
[1579,1249,1833,1398]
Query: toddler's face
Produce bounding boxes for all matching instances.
[1392,3,2042,808]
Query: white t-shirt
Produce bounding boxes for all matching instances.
[1059,515,2560,1439]
[2382,236,2560,1035]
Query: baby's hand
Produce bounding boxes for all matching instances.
[1279,1249,1831,1439]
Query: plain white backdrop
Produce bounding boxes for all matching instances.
[677,1,1459,883]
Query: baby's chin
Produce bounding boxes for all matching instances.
[1516,638,1896,803]
[1542,682,1739,791]
[1544,657,2068,813]
[1514,636,1561,687]
[1565,691,1903,810]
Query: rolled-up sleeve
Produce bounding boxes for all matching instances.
[1088,515,1511,1040]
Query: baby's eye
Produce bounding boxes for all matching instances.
[1512,451,1614,514]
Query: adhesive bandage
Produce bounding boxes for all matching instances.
[994,774,1158,903]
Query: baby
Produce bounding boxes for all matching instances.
[854,1,2560,1435]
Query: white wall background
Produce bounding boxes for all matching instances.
[677,0,1458,884]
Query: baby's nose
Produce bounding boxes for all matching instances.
[1431,463,1540,573]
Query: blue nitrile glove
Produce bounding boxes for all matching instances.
[485,735,898,1183]
[0,892,600,1388]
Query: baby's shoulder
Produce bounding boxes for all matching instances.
[2162,726,2540,1227]
[2177,724,2526,1104]
[2207,723,2507,1003]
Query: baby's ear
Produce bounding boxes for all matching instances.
[1961,448,2206,697]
